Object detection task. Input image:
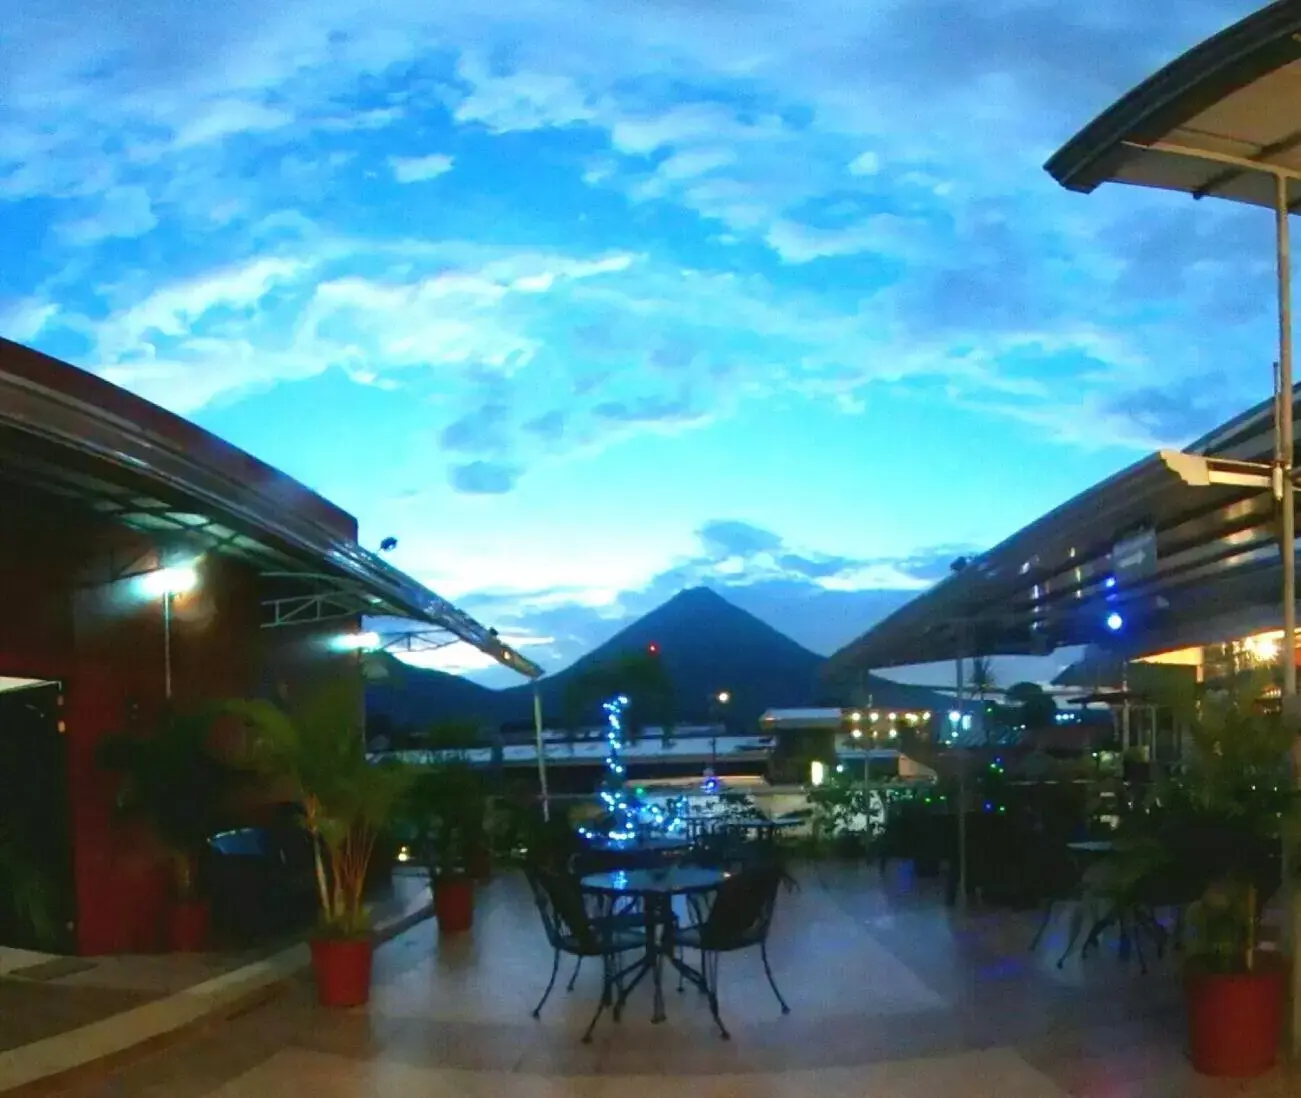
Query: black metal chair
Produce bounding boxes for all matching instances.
[1025,839,1088,962]
[523,866,643,1041]
[669,865,789,1039]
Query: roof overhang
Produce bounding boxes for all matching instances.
[0,340,542,679]
[1046,1,1301,204]
[825,389,1301,674]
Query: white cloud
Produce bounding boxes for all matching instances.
[655,147,737,181]
[452,56,598,133]
[318,106,404,132]
[388,153,455,183]
[58,186,158,245]
[0,300,59,343]
[97,257,307,361]
[848,151,880,176]
[609,104,769,156]
[175,101,295,148]
[764,215,916,264]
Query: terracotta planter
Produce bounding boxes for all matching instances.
[310,937,374,1008]
[1186,959,1286,1077]
[168,899,210,952]
[435,877,474,934]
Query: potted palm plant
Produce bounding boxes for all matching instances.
[97,706,247,951]
[405,762,485,934]
[1173,686,1292,1077]
[1106,675,1291,1077]
[227,685,413,1007]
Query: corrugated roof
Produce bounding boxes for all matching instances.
[827,388,1301,671]
[1046,0,1301,206]
[0,340,540,678]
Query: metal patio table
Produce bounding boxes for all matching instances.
[581,865,727,1027]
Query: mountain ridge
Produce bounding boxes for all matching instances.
[365,585,947,733]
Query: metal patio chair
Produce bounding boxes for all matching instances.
[668,863,789,1039]
[523,865,643,1039]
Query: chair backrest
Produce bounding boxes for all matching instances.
[698,866,781,951]
[524,865,599,952]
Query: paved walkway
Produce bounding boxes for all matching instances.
[30,861,1300,1097]
[0,873,430,1093]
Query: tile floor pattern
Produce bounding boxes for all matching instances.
[49,862,1300,1097]
[0,872,431,1064]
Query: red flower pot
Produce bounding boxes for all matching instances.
[168,899,210,953]
[1186,959,1286,1077]
[435,877,474,934]
[310,937,374,1008]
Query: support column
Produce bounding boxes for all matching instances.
[1273,170,1301,1060]
[955,652,967,914]
[1278,170,1297,705]
[533,686,550,822]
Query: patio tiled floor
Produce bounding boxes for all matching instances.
[47,861,1298,1097]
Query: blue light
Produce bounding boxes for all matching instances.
[1105,612,1124,632]
[1104,575,1117,590]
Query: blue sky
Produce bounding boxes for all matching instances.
[0,0,1277,685]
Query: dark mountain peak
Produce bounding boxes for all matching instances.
[668,585,732,608]
[627,585,819,656]
[366,582,949,734]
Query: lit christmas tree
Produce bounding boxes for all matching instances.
[569,646,685,844]
[597,694,640,842]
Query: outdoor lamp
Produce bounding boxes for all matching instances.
[141,563,198,597]
[142,559,200,700]
[335,631,381,652]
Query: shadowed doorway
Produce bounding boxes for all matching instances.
[0,679,74,953]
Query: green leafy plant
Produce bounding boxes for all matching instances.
[97,706,249,901]
[1176,681,1291,972]
[402,761,487,881]
[806,769,875,857]
[1105,675,1292,973]
[226,685,414,938]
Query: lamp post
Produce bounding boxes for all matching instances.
[141,563,199,700]
[709,690,730,766]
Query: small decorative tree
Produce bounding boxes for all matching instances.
[564,649,679,842]
[595,694,640,842]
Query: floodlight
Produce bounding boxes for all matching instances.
[141,563,199,597]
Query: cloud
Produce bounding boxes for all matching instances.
[388,153,455,183]
[58,186,158,245]
[699,520,784,559]
[174,100,295,147]
[763,214,916,264]
[848,151,880,176]
[440,401,511,455]
[0,299,59,343]
[1,0,1273,463]
[448,460,521,494]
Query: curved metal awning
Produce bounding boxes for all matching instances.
[0,339,542,679]
[825,389,1301,674]
[1046,0,1301,204]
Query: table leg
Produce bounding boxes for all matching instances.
[650,895,667,1023]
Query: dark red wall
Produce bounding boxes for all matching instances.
[0,486,358,954]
